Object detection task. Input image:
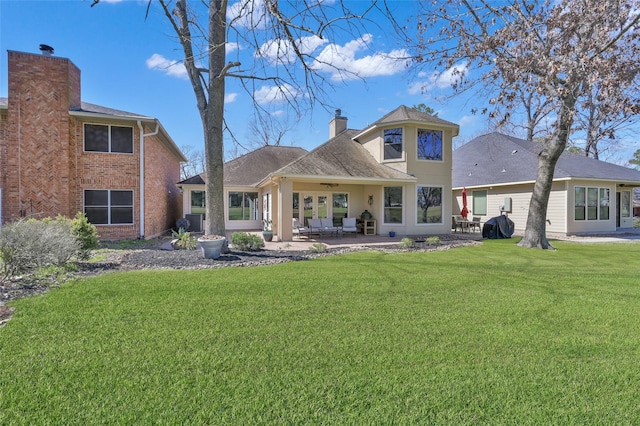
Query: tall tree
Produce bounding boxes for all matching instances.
[93,0,395,237]
[415,0,640,248]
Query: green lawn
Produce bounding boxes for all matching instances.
[2,239,640,424]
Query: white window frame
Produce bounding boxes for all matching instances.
[416,128,444,162]
[416,185,443,225]
[83,189,134,225]
[574,186,610,221]
[383,127,404,162]
[383,186,404,225]
[84,123,134,154]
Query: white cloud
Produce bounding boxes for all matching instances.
[146,53,188,79]
[225,93,239,104]
[407,62,468,95]
[253,84,300,105]
[226,42,241,54]
[312,34,410,81]
[258,35,328,65]
[228,0,268,30]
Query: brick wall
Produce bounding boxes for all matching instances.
[143,129,183,238]
[3,51,80,222]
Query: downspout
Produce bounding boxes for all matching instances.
[137,120,160,239]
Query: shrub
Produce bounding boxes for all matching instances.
[176,217,190,231]
[399,237,414,249]
[426,236,441,245]
[171,228,197,250]
[0,219,80,279]
[309,243,327,253]
[230,233,264,251]
[70,212,99,259]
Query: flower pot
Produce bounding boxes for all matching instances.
[262,231,273,242]
[197,236,226,259]
[389,231,396,237]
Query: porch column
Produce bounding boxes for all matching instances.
[277,178,293,241]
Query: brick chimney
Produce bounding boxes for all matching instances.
[2,50,82,222]
[329,109,347,138]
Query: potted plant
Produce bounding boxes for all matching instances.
[262,219,274,242]
[389,230,396,237]
[197,234,226,259]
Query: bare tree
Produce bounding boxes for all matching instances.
[179,145,206,180]
[415,0,640,249]
[93,0,395,238]
[247,112,294,148]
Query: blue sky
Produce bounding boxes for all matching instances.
[1,0,492,159]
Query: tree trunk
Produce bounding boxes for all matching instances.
[203,1,227,238]
[518,93,577,249]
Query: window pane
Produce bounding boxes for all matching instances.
[317,195,328,219]
[384,186,403,223]
[228,192,242,220]
[191,190,206,214]
[622,192,631,217]
[417,186,442,223]
[85,190,108,206]
[293,193,299,219]
[111,207,133,224]
[587,188,598,220]
[599,188,610,220]
[244,192,259,220]
[472,190,487,215]
[417,129,443,161]
[111,126,133,153]
[575,187,586,220]
[303,195,313,223]
[85,207,108,224]
[333,193,348,225]
[84,124,109,152]
[383,128,402,160]
[111,190,133,206]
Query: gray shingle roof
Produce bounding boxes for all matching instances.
[179,145,309,186]
[370,105,459,128]
[72,102,151,119]
[453,132,640,188]
[273,130,414,181]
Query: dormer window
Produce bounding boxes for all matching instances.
[383,127,403,160]
[417,129,443,161]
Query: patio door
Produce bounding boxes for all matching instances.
[302,193,329,224]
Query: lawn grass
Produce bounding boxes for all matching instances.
[2,239,640,424]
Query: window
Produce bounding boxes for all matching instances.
[191,190,206,215]
[383,127,403,160]
[575,186,610,221]
[84,124,133,153]
[621,191,631,218]
[472,190,487,215]
[84,190,133,225]
[293,192,299,219]
[228,191,258,220]
[417,129,443,161]
[384,186,403,224]
[333,193,348,225]
[417,186,442,224]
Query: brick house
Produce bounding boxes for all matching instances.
[0,50,187,239]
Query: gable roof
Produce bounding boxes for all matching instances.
[70,102,153,120]
[453,132,640,188]
[179,145,308,187]
[269,129,415,183]
[354,105,460,140]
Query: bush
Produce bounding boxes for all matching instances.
[171,228,197,250]
[309,243,327,253]
[176,217,190,231]
[0,219,80,279]
[426,236,441,245]
[230,233,264,251]
[70,212,99,259]
[399,237,414,249]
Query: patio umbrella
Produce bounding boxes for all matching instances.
[461,187,469,219]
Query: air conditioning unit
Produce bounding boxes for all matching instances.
[185,214,203,232]
[500,197,512,213]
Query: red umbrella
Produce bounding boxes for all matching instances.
[461,187,469,219]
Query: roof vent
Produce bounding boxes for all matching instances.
[39,44,54,56]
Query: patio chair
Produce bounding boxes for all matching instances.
[307,218,323,234]
[320,218,339,236]
[452,215,467,233]
[292,218,311,239]
[469,216,482,232]
[342,217,358,236]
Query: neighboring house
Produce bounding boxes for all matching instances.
[453,132,640,235]
[0,50,187,239]
[179,106,459,241]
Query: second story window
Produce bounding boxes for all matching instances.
[383,127,403,160]
[84,124,134,154]
[417,129,443,161]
